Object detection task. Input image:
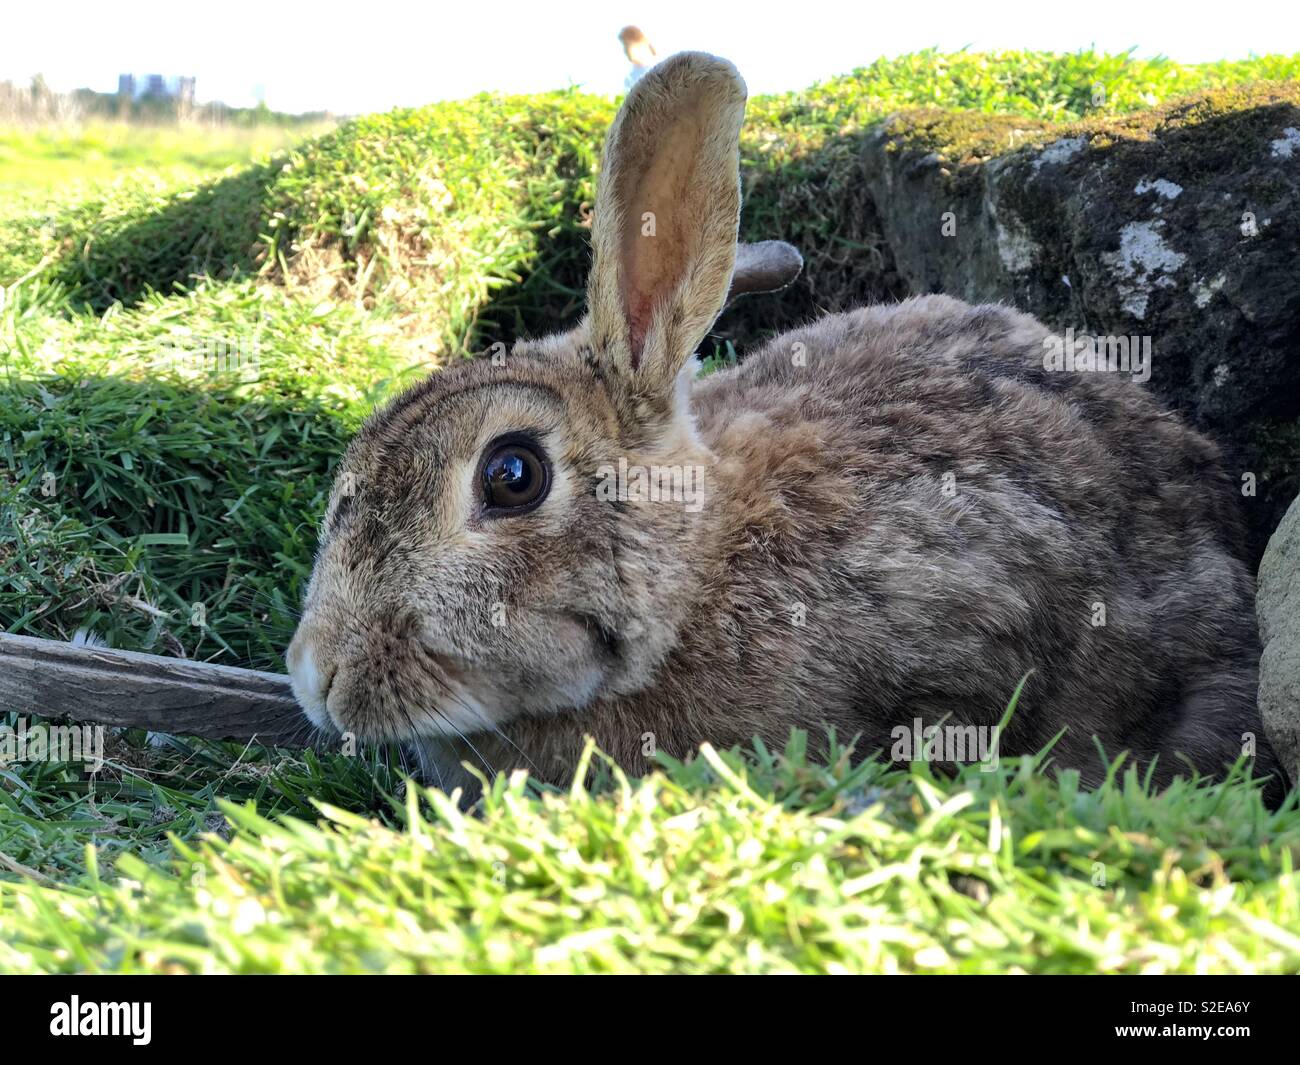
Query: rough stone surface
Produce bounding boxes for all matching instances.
[860,87,1300,562]
[1258,494,1300,780]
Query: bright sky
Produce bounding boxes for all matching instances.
[2,0,1296,115]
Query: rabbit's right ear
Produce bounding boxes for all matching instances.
[586,52,747,410]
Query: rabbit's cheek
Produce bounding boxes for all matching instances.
[478,655,606,719]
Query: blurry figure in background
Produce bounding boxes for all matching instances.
[619,26,658,86]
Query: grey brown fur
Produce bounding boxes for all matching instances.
[287,52,1289,807]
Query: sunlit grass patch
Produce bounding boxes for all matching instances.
[0,735,1295,974]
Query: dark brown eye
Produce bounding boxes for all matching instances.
[480,437,550,516]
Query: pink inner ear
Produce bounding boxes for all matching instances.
[617,113,701,369]
[621,286,655,370]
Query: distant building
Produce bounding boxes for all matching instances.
[116,73,197,103]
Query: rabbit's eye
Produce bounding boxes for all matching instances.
[480,436,551,516]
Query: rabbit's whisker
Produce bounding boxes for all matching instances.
[425,671,541,777]
[424,704,497,780]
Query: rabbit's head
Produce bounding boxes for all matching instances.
[287,53,800,743]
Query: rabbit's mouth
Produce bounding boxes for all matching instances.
[569,610,624,664]
[288,621,497,744]
[335,661,499,747]
[287,595,621,748]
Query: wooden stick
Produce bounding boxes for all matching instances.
[0,632,308,747]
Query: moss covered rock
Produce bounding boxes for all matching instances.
[862,84,1300,561]
[1258,493,1300,780]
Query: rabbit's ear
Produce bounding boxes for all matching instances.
[587,52,746,397]
[725,240,803,307]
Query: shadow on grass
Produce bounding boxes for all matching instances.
[51,159,280,312]
[0,365,349,670]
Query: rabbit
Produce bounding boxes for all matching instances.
[286,52,1290,809]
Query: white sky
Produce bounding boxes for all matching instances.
[1,0,1296,115]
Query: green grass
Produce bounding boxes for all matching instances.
[2,49,1299,973]
[0,121,332,198]
[0,277,421,667]
[2,732,1296,974]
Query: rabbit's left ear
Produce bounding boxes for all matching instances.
[725,240,803,307]
[586,52,746,400]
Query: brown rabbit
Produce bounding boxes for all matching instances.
[286,52,1289,808]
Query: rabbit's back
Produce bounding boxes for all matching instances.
[689,295,1279,798]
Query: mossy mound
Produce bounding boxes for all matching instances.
[2,92,612,357]
[10,50,1300,359]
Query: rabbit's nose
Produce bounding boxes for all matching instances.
[287,626,335,729]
